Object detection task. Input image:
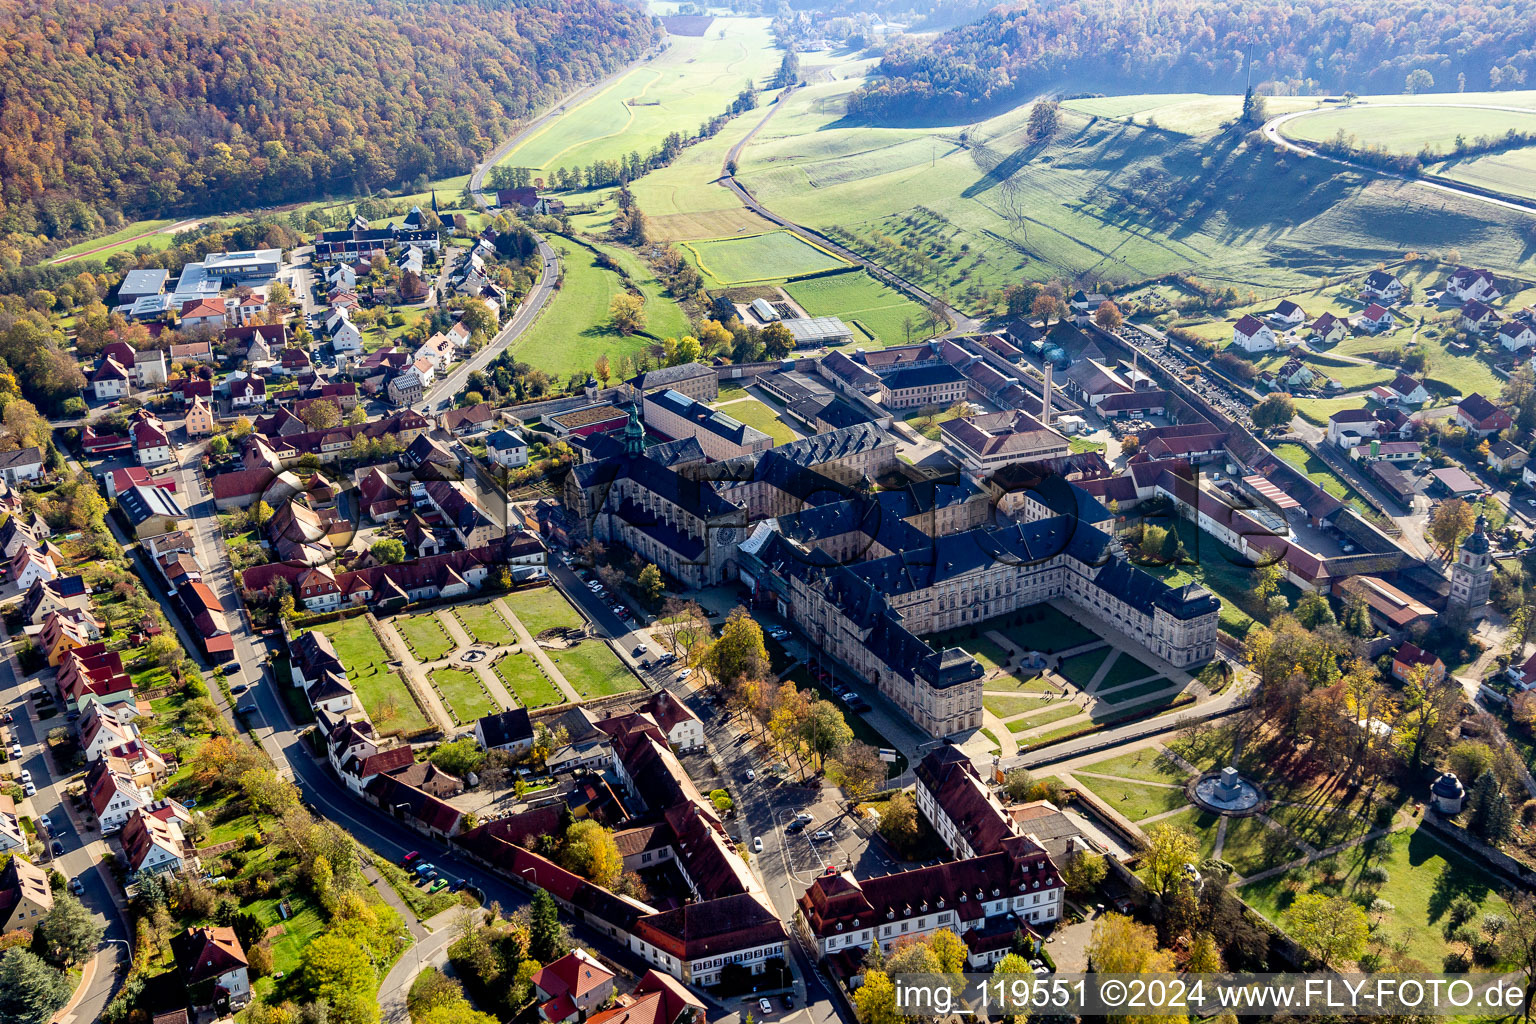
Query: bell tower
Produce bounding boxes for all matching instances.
[1448,514,1493,621]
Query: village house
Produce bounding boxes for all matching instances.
[88,756,156,832]
[0,447,44,485]
[1361,270,1405,302]
[486,428,530,469]
[1270,299,1307,326]
[1445,266,1502,303]
[1355,303,1395,333]
[172,925,251,1009]
[1490,439,1529,474]
[532,950,616,1024]
[0,857,52,933]
[1391,642,1446,686]
[1500,315,1536,353]
[1455,393,1514,437]
[1230,314,1278,353]
[1310,312,1347,345]
[1461,299,1502,334]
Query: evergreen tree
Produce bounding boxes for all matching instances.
[0,947,72,1024]
[529,888,566,963]
[1242,86,1268,126]
[1469,769,1513,845]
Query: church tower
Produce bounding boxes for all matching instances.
[1448,514,1493,621]
[622,406,646,457]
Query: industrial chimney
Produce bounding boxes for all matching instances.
[1041,361,1054,428]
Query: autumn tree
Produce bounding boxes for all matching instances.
[762,322,794,359]
[1287,893,1368,969]
[1062,848,1107,896]
[609,294,646,335]
[1031,292,1062,328]
[1143,823,1199,902]
[829,741,885,802]
[854,969,898,1024]
[593,353,611,385]
[300,399,341,430]
[560,820,623,887]
[800,701,854,771]
[636,563,664,603]
[1085,914,1184,1024]
[701,607,768,689]
[1430,499,1477,558]
[1250,393,1296,431]
[371,538,406,564]
[1093,300,1123,331]
[878,790,920,852]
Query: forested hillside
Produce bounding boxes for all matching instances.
[850,0,1536,120]
[0,0,657,249]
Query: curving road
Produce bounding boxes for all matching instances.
[1263,104,1536,216]
[718,93,982,337]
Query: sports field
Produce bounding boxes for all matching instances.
[1280,104,1536,156]
[783,271,935,345]
[510,238,688,377]
[683,231,848,286]
[495,17,781,177]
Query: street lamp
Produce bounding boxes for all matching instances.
[104,937,133,967]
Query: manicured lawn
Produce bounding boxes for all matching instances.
[495,653,565,708]
[1058,649,1109,688]
[984,672,1058,694]
[1267,799,1379,850]
[314,617,430,735]
[1095,677,1179,706]
[503,587,584,635]
[711,397,797,444]
[431,668,497,723]
[1074,775,1189,821]
[1096,652,1158,690]
[984,693,1058,719]
[395,614,453,661]
[1241,826,1511,968]
[1139,519,1301,639]
[1075,747,1191,785]
[453,602,516,645]
[684,230,848,286]
[550,639,640,699]
[1008,604,1100,653]
[1221,814,1301,877]
[1005,702,1081,734]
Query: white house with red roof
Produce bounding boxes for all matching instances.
[132,412,173,467]
[532,949,617,1023]
[1461,299,1502,334]
[121,804,197,876]
[172,925,250,1008]
[1355,303,1395,333]
[1230,314,1277,353]
[1455,393,1514,437]
[87,756,154,831]
[92,357,131,401]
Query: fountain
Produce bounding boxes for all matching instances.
[1190,765,1264,816]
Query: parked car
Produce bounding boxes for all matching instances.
[413,862,434,877]
[759,999,772,1014]
[631,645,647,658]
[50,840,63,857]
[428,878,448,893]
[676,668,692,681]
[37,814,50,831]
[402,851,421,866]
[786,820,805,834]
[795,812,813,823]
[753,837,763,853]
[19,769,30,783]
[69,877,84,895]
[813,830,833,841]
[230,684,248,696]
[22,782,35,797]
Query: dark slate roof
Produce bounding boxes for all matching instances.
[478,708,533,748]
[644,389,770,447]
[628,362,714,391]
[880,362,966,390]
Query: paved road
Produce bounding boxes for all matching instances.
[718,94,981,337]
[0,620,132,1024]
[1263,105,1536,216]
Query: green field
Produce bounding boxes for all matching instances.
[783,271,936,345]
[1095,652,1158,690]
[983,693,1057,718]
[1004,702,1081,734]
[431,667,497,723]
[314,617,430,736]
[711,396,796,443]
[1240,826,1510,968]
[1059,649,1109,688]
[51,217,179,263]
[510,238,688,377]
[1063,93,1317,136]
[1075,775,1189,821]
[550,639,641,699]
[395,614,453,661]
[684,230,848,286]
[733,81,1536,313]
[1281,104,1536,157]
[1094,677,1178,706]
[1272,442,1373,512]
[503,587,584,635]
[454,602,516,645]
[495,652,565,708]
[496,17,782,177]
[1431,147,1536,202]
[1075,747,1191,784]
